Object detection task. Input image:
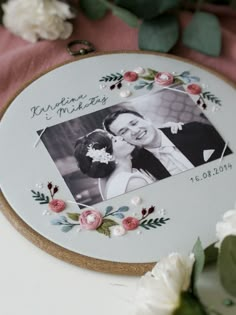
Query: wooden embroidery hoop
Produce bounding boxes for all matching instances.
[0,51,235,275]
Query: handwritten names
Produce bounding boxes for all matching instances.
[30,94,109,120]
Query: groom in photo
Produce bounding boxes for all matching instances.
[103,109,232,180]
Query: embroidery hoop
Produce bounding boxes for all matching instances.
[0,51,235,275]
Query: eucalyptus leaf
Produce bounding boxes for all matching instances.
[191,238,205,295]
[0,0,7,25]
[183,12,221,56]
[204,243,218,265]
[174,292,207,315]
[218,235,236,297]
[101,0,139,28]
[139,14,179,52]
[80,0,108,20]
[115,0,180,19]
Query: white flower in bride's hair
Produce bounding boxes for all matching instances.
[2,0,76,42]
[132,253,195,315]
[215,209,236,248]
[86,144,113,164]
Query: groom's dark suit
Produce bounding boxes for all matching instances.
[132,122,232,180]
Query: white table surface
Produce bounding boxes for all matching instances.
[0,203,235,315]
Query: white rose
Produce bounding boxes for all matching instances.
[132,253,195,315]
[215,209,236,248]
[2,0,75,42]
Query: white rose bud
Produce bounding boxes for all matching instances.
[216,209,236,248]
[132,253,195,315]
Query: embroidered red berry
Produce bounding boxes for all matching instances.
[187,84,202,95]
[47,182,53,190]
[142,208,147,216]
[148,206,155,214]
[123,71,138,82]
[49,199,66,213]
[53,186,59,194]
[122,217,139,230]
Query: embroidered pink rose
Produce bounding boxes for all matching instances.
[186,83,202,95]
[155,72,174,86]
[122,217,139,230]
[49,199,66,213]
[123,71,138,82]
[79,210,103,230]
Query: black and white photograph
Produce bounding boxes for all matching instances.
[40,88,232,206]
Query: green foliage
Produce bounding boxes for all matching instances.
[0,0,7,25]
[78,0,225,56]
[115,0,180,20]
[67,212,80,221]
[218,235,236,297]
[139,14,179,52]
[183,12,221,56]
[108,3,139,27]
[31,190,49,205]
[79,0,108,20]
[140,217,170,230]
[204,243,218,265]
[191,238,205,296]
[202,91,222,106]
[96,218,118,237]
[174,292,207,315]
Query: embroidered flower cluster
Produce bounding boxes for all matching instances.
[86,144,113,164]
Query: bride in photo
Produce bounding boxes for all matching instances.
[74,129,153,200]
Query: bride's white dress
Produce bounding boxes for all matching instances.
[99,170,153,200]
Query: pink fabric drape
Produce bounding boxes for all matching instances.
[0,5,235,109]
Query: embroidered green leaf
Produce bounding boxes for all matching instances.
[139,14,179,52]
[67,213,80,221]
[51,218,64,225]
[202,91,222,106]
[105,206,113,216]
[183,12,221,56]
[61,225,74,233]
[96,218,118,237]
[140,217,170,230]
[146,82,154,90]
[191,238,205,296]
[140,69,158,81]
[218,235,236,296]
[80,0,108,20]
[99,73,123,82]
[117,206,129,212]
[173,77,184,85]
[31,190,49,204]
[115,0,180,19]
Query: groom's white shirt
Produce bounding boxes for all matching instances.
[146,131,194,175]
